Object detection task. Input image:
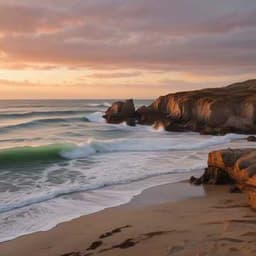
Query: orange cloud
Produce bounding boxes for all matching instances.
[0,0,255,98]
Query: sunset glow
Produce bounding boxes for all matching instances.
[0,0,255,99]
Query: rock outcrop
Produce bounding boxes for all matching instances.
[191,148,256,209]
[139,79,256,134]
[104,79,256,134]
[103,99,136,125]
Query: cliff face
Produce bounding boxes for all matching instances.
[103,79,256,134]
[143,80,256,134]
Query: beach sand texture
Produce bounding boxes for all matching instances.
[0,182,255,256]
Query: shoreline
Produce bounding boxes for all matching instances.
[122,181,205,208]
[1,180,255,256]
[0,169,203,243]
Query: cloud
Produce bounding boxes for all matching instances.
[0,0,255,80]
[0,79,36,86]
[0,3,83,35]
[86,71,142,79]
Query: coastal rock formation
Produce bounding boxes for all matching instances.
[103,99,136,125]
[104,79,256,134]
[191,148,256,209]
[140,79,256,134]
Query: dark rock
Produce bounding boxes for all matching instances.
[247,136,256,142]
[202,166,233,185]
[103,99,136,124]
[190,176,202,185]
[125,117,136,127]
[136,106,167,125]
[191,166,233,186]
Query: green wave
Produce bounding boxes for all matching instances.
[0,144,75,165]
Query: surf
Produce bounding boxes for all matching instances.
[0,144,74,165]
[0,116,95,132]
[85,102,111,108]
[0,163,203,215]
[0,133,246,165]
[0,110,89,119]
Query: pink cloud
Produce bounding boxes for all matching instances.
[0,0,255,77]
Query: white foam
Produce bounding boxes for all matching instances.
[0,170,203,243]
[0,99,254,244]
[60,143,96,159]
[86,102,111,108]
[146,124,166,133]
[116,123,166,133]
[85,112,105,123]
[60,133,247,160]
[0,131,249,243]
[0,163,202,216]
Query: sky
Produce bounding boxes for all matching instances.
[0,0,256,99]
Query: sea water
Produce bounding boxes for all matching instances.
[0,99,254,242]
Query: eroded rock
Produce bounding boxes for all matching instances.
[103,99,136,125]
[109,80,256,134]
[191,148,256,209]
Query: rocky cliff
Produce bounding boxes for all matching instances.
[139,79,256,134]
[104,79,256,134]
[191,148,256,209]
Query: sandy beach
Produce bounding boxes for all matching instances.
[0,181,255,256]
[1,0,256,255]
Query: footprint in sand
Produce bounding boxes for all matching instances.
[99,230,173,253]
[99,225,132,239]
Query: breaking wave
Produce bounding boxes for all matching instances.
[0,117,86,131]
[86,102,111,108]
[0,110,88,119]
[0,133,246,165]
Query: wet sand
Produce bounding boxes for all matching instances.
[0,182,255,256]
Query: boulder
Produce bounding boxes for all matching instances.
[191,148,256,209]
[103,99,136,125]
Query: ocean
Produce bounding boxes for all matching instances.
[0,99,253,242]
